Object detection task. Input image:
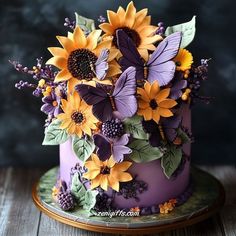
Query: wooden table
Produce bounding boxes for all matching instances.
[0,166,235,236]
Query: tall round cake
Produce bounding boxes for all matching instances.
[12,1,210,216]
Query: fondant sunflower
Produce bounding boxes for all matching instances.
[173,48,193,71]
[83,154,132,192]
[137,81,177,123]
[99,1,161,60]
[46,26,120,93]
[57,91,98,137]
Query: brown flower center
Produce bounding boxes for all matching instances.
[71,111,84,124]
[175,61,181,66]
[149,99,158,110]
[100,166,110,175]
[113,27,141,48]
[67,49,98,81]
[52,101,58,107]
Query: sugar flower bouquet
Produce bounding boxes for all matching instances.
[12,2,210,212]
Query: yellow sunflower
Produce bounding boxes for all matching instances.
[83,154,132,192]
[173,48,193,71]
[99,1,162,60]
[137,81,177,123]
[46,26,120,93]
[57,91,98,137]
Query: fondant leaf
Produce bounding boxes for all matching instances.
[128,139,163,163]
[83,189,98,211]
[70,173,87,205]
[42,119,69,145]
[75,12,95,34]
[124,115,149,140]
[177,128,191,144]
[161,145,182,179]
[165,16,196,48]
[72,136,95,163]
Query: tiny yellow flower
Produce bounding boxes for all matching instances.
[38,79,45,88]
[43,86,52,97]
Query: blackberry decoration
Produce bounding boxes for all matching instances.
[101,119,124,139]
[57,181,75,211]
[93,191,114,212]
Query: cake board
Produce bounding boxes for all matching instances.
[32,167,225,235]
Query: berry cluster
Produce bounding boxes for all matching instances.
[101,119,124,139]
[93,191,114,212]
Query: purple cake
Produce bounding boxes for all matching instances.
[12,1,210,216]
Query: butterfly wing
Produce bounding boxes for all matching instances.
[93,134,111,161]
[76,84,113,122]
[117,30,145,81]
[147,32,182,86]
[170,80,187,99]
[95,49,109,80]
[112,67,137,119]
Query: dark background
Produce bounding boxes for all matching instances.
[0,0,235,167]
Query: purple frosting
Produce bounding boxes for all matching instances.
[59,104,191,209]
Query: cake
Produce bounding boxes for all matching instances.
[12,2,210,216]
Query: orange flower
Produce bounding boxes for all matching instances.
[99,1,161,60]
[130,207,140,212]
[83,154,133,192]
[46,26,120,93]
[159,198,177,214]
[137,81,177,124]
[173,48,193,71]
[57,92,98,137]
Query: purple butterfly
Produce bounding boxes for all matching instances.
[93,134,132,162]
[169,72,187,99]
[142,115,181,147]
[117,30,182,86]
[95,49,109,80]
[76,67,137,122]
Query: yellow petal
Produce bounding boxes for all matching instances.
[159,99,177,109]
[92,154,103,167]
[93,40,112,57]
[86,30,102,50]
[67,31,73,40]
[112,161,132,172]
[117,6,126,24]
[158,107,173,117]
[138,100,149,109]
[108,176,120,192]
[74,127,83,138]
[84,161,99,170]
[47,47,68,58]
[73,26,87,48]
[139,43,156,51]
[56,36,75,53]
[137,88,149,102]
[138,48,149,61]
[116,172,133,182]
[59,118,71,129]
[83,169,100,180]
[55,69,71,82]
[150,81,160,99]
[46,56,67,69]
[81,123,92,136]
[140,25,158,37]
[152,111,160,123]
[144,81,151,95]
[141,35,162,45]
[133,9,148,28]
[108,48,119,61]
[156,88,170,103]
[99,23,114,34]
[67,77,80,94]
[91,175,102,189]
[106,64,121,77]
[107,156,116,168]
[67,123,76,135]
[124,1,136,28]
[107,10,120,28]
[143,107,152,120]
[136,16,151,31]
[100,175,109,191]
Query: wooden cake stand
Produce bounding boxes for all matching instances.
[32,167,225,235]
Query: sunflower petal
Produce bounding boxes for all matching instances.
[107,10,120,28]
[116,172,133,182]
[67,77,80,94]
[86,30,102,50]
[152,110,161,123]
[117,6,126,24]
[73,26,87,48]
[99,23,114,34]
[47,47,68,58]
[156,88,170,103]
[159,99,177,108]
[112,161,132,172]
[133,9,148,28]
[93,40,112,57]
[125,1,136,28]
[142,107,152,120]
[91,175,102,189]
[108,176,119,192]
[46,56,67,69]
[137,88,149,102]
[55,69,71,82]
[139,100,149,109]
[150,81,160,99]
[141,35,162,45]
[140,25,158,37]
[56,36,75,53]
[158,107,173,117]
[83,169,100,179]
[100,175,109,191]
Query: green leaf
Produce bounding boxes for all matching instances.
[83,189,98,211]
[124,115,149,140]
[165,16,196,48]
[42,119,69,145]
[177,128,191,144]
[161,145,182,179]
[72,136,95,163]
[128,139,163,163]
[70,173,87,205]
[75,12,95,34]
